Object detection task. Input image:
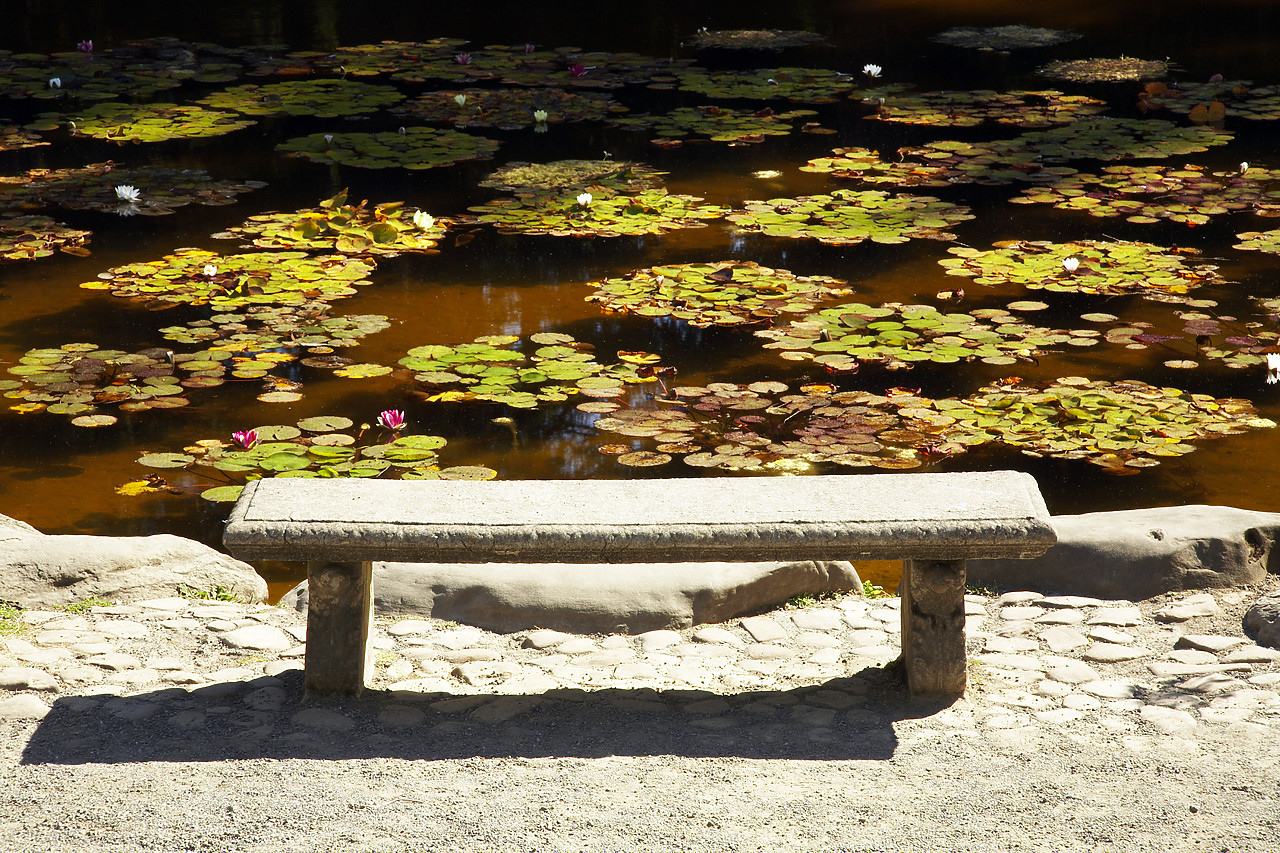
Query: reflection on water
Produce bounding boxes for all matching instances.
[2,1,1280,599]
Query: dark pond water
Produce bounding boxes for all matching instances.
[3,0,1280,597]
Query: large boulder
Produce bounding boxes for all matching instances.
[1,514,267,607]
[1245,590,1280,649]
[969,505,1280,600]
[280,560,863,634]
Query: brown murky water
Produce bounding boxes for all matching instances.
[3,0,1280,599]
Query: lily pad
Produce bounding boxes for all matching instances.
[1011,163,1280,225]
[478,160,667,193]
[129,414,496,500]
[726,190,974,245]
[82,249,377,311]
[755,302,1093,370]
[932,25,1081,51]
[276,126,499,170]
[1137,79,1280,122]
[802,144,1075,188]
[29,102,256,142]
[393,87,620,128]
[0,215,91,262]
[864,90,1107,128]
[686,30,828,51]
[391,45,694,90]
[608,105,818,143]
[468,187,728,237]
[1039,57,1173,84]
[216,190,446,256]
[999,119,1231,162]
[0,163,265,216]
[1235,228,1280,253]
[400,333,660,407]
[197,79,404,117]
[672,67,857,103]
[159,303,389,354]
[586,261,853,327]
[939,240,1226,302]
[0,124,50,151]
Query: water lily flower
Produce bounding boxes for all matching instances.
[412,210,435,230]
[114,184,140,203]
[1061,256,1080,274]
[231,429,258,449]
[203,265,218,277]
[569,64,588,77]
[454,93,467,107]
[1240,161,1250,174]
[863,63,882,78]
[1268,353,1280,385]
[576,192,593,208]
[378,409,406,430]
[524,43,537,53]
[49,77,61,88]
[454,53,471,65]
[323,134,333,144]
[533,109,548,123]
[77,39,93,53]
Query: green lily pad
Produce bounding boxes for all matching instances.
[393,87,620,128]
[865,90,1107,128]
[1011,163,1280,225]
[939,240,1227,302]
[608,105,819,143]
[216,190,446,256]
[128,413,495,498]
[159,303,389,355]
[999,119,1231,162]
[0,124,50,151]
[0,163,265,216]
[0,215,90,262]
[1235,228,1280,253]
[932,25,1081,50]
[82,249,377,311]
[468,187,728,237]
[197,79,404,117]
[401,332,659,407]
[276,126,499,170]
[756,302,1093,369]
[726,190,974,245]
[672,67,859,103]
[1137,79,1280,122]
[586,261,853,327]
[29,102,255,142]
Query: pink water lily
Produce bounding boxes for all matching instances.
[231,429,258,449]
[568,64,588,78]
[454,53,472,65]
[77,40,93,53]
[378,409,406,430]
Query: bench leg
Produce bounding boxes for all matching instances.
[304,560,373,697]
[900,558,967,697]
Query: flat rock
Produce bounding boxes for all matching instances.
[1176,635,1247,653]
[0,516,266,608]
[1146,662,1253,678]
[280,559,863,634]
[969,506,1280,599]
[1245,590,1280,649]
[0,694,50,720]
[0,666,57,691]
[1038,627,1088,653]
[219,625,293,653]
[740,616,786,643]
[1087,607,1143,627]
[1088,626,1136,645]
[789,610,843,632]
[1223,645,1280,664]
[1044,659,1100,685]
[1082,643,1150,663]
[1140,704,1196,735]
[1154,594,1221,622]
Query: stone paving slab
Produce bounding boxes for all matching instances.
[1,586,1278,759]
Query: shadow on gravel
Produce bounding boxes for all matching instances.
[20,666,950,765]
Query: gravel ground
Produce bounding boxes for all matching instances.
[2,579,1279,853]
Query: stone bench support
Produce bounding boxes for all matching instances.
[224,472,1054,699]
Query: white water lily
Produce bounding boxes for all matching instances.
[49,77,61,88]
[454,93,467,107]
[533,109,548,123]
[576,192,593,207]
[323,134,333,143]
[1061,256,1080,273]
[412,210,435,230]
[1241,161,1250,174]
[203,265,218,277]
[1268,353,1280,385]
[114,184,140,203]
[862,63,882,78]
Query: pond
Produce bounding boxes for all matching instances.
[3,0,1280,599]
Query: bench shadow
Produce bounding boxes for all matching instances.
[19,665,953,765]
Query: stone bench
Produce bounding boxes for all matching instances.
[223,471,1054,699]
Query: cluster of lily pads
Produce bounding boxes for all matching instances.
[0,163,265,216]
[727,190,974,246]
[393,87,620,128]
[607,105,819,144]
[129,414,496,503]
[589,377,1273,474]
[399,333,660,408]
[0,215,90,262]
[276,126,500,170]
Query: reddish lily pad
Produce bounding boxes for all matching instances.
[0,215,91,262]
